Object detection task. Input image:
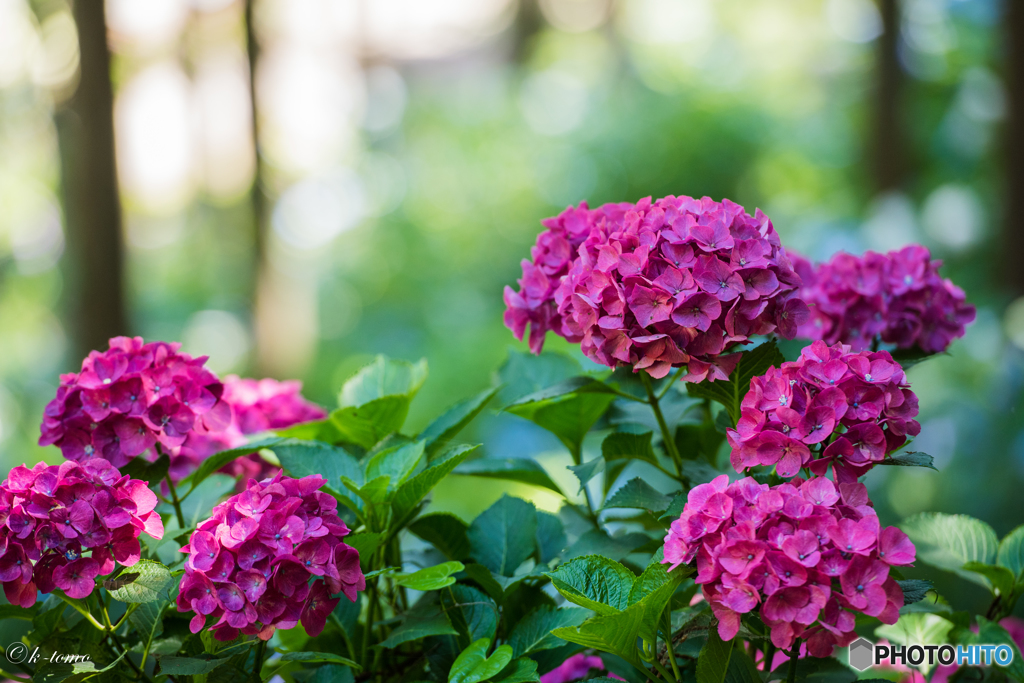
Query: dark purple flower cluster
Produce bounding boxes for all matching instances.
[167,376,326,484]
[177,473,364,641]
[40,337,231,468]
[792,245,976,353]
[726,341,920,482]
[0,459,164,607]
[662,475,914,656]
[505,196,808,380]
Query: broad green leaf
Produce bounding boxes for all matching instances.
[344,532,385,564]
[963,617,1024,682]
[456,458,564,495]
[998,524,1024,582]
[506,379,616,455]
[547,555,636,614]
[392,444,480,527]
[307,666,355,683]
[567,457,606,494]
[685,341,783,424]
[767,657,858,683]
[468,495,538,577]
[896,579,934,605]
[902,513,999,589]
[109,560,172,603]
[272,439,362,489]
[963,562,1016,597]
[0,603,37,620]
[395,561,466,591]
[36,651,126,683]
[410,513,471,561]
[379,602,459,649]
[877,451,937,470]
[157,655,231,675]
[724,649,764,683]
[464,563,510,603]
[675,423,725,463]
[366,440,426,490]
[507,606,589,658]
[442,583,500,645]
[342,475,391,506]
[876,613,952,674]
[278,652,361,668]
[696,624,733,683]
[492,657,541,683]
[329,396,413,449]
[562,529,650,563]
[421,386,499,459]
[628,560,690,606]
[449,638,513,683]
[121,453,170,485]
[497,349,584,406]
[340,355,428,407]
[129,599,167,656]
[890,346,937,369]
[536,511,567,564]
[181,437,283,492]
[602,432,657,465]
[602,478,671,513]
[660,492,687,521]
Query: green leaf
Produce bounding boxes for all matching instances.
[877,451,937,470]
[328,396,413,449]
[535,511,567,564]
[109,560,173,603]
[724,648,764,683]
[449,638,513,683]
[157,655,231,675]
[628,560,690,606]
[35,651,127,683]
[889,346,937,369]
[181,437,283,491]
[696,624,733,683]
[876,612,953,675]
[492,658,541,683]
[121,453,170,485]
[567,457,606,494]
[456,458,564,495]
[442,583,499,645]
[340,355,428,407]
[410,513,471,561]
[507,606,589,658]
[562,529,650,563]
[602,432,657,465]
[964,616,1024,683]
[0,603,38,620]
[497,349,583,406]
[685,341,783,424]
[343,475,391,506]
[602,478,671,513]
[506,378,616,456]
[344,532,385,563]
[468,495,538,577]
[395,561,466,591]
[547,555,636,614]
[307,666,355,683]
[421,386,499,459]
[463,563,511,603]
[896,579,934,605]
[379,601,459,649]
[660,492,687,521]
[963,561,1016,597]
[392,444,480,527]
[998,524,1024,582]
[278,652,361,668]
[272,439,362,489]
[902,513,1000,589]
[129,599,167,656]
[366,440,426,490]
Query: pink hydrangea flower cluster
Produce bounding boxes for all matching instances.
[177,473,364,641]
[791,246,975,353]
[40,337,230,468]
[662,475,915,656]
[167,376,326,484]
[505,196,809,380]
[726,341,920,482]
[0,459,164,607]
[540,654,623,683]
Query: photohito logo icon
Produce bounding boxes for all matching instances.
[848,637,875,671]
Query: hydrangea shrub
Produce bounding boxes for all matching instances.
[1,195,1016,683]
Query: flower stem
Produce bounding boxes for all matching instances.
[662,611,681,681]
[787,640,800,683]
[640,372,683,479]
[164,474,186,529]
[651,658,675,681]
[55,591,107,630]
[657,366,688,401]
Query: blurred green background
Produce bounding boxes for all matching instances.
[1,0,1022,616]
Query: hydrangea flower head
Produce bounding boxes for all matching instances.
[0,459,164,607]
[505,196,808,379]
[166,376,326,483]
[40,337,229,468]
[540,654,623,683]
[662,474,914,656]
[793,246,975,353]
[176,472,364,641]
[726,341,920,482]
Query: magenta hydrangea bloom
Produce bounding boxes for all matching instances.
[726,341,920,482]
[0,459,164,607]
[540,654,623,683]
[792,246,976,353]
[662,475,914,656]
[176,472,364,641]
[39,337,230,468]
[166,376,326,484]
[505,196,808,379]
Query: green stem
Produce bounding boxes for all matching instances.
[662,612,681,682]
[764,640,777,674]
[787,640,800,683]
[640,372,684,479]
[331,613,356,659]
[55,592,107,630]
[657,366,688,400]
[164,474,186,529]
[651,659,675,681]
[570,444,600,522]
[253,639,267,680]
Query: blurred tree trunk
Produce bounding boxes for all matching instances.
[511,0,544,63]
[56,0,127,360]
[870,0,905,193]
[1005,0,1024,295]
